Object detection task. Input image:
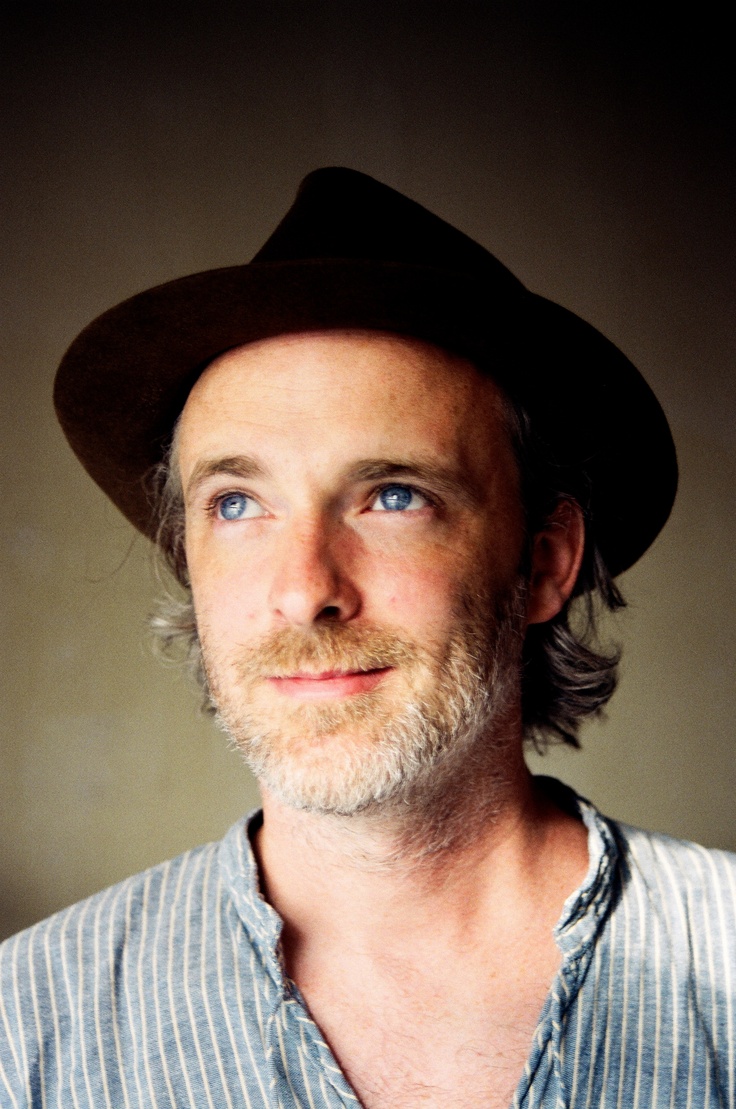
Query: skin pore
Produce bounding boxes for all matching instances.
[177,330,589,1108]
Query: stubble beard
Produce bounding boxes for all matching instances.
[200,578,528,820]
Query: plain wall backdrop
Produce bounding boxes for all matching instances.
[1,0,734,939]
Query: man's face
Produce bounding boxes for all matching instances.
[178,330,530,814]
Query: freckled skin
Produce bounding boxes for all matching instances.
[179,329,529,681]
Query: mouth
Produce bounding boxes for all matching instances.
[266,667,393,701]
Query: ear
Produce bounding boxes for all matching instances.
[525,500,586,626]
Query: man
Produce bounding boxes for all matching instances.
[0,168,733,1108]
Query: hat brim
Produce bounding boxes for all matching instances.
[54,256,677,578]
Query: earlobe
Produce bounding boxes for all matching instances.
[526,500,586,626]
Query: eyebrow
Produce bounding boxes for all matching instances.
[184,454,480,507]
[185,455,271,500]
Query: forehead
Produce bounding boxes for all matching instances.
[177,330,515,481]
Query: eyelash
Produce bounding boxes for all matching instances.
[205,491,255,519]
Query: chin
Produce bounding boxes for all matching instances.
[214,690,425,815]
[215,662,512,817]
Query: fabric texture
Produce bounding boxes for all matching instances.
[2,791,736,1108]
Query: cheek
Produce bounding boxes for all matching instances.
[361,554,462,635]
[188,551,268,641]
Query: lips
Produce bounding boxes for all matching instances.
[267,667,392,701]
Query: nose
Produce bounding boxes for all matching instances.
[267,518,361,627]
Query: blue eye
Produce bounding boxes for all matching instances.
[374,485,423,512]
[218,493,252,520]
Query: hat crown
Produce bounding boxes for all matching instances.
[251,167,526,293]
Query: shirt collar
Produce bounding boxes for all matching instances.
[218,783,620,977]
[218,809,288,985]
[551,782,620,961]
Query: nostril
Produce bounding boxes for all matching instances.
[319,605,342,620]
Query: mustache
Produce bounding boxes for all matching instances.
[233,623,421,680]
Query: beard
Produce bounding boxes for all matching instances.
[200,577,528,818]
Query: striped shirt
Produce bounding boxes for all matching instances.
[2,788,736,1108]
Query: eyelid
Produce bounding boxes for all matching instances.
[207,490,266,520]
[367,482,437,512]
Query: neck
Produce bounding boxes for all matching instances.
[260,740,531,875]
[252,727,587,964]
[259,701,532,872]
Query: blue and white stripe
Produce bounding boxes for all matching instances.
[2,793,736,1108]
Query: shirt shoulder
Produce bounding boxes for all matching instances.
[603,817,736,976]
[0,820,290,1109]
[1,837,219,959]
[612,817,736,894]
[562,779,736,917]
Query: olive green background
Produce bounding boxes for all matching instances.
[2,2,734,940]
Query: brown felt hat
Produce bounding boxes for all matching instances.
[54,166,677,577]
